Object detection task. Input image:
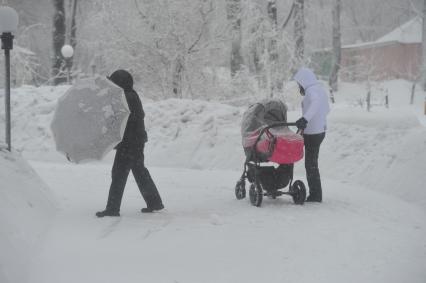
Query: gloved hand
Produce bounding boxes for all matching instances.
[296,117,308,130]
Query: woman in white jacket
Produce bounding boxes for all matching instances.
[294,67,330,202]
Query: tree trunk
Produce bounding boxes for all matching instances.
[366,89,371,112]
[410,82,416,105]
[52,0,66,85]
[69,0,78,70]
[267,0,279,97]
[267,1,278,64]
[292,0,305,73]
[251,32,266,89]
[329,0,341,92]
[366,80,371,112]
[422,0,426,91]
[172,55,184,98]
[226,0,243,77]
[293,0,305,72]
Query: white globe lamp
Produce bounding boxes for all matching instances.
[61,45,74,84]
[0,6,19,33]
[61,44,74,58]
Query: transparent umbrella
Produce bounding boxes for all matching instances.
[51,76,130,163]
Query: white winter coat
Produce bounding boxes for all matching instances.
[294,68,330,135]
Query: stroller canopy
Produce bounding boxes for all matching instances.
[241,98,288,138]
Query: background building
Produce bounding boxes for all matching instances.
[340,17,421,82]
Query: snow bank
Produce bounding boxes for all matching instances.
[0,150,56,283]
[144,98,244,169]
[0,85,70,161]
[322,108,426,207]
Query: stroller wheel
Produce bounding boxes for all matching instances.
[291,180,306,205]
[249,183,263,207]
[235,180,246,200]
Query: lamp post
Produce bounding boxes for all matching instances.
[61,44,74,84]
[0,6,18,152]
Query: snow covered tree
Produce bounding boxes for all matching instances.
[76,0,227,99]
[329,0,341,91]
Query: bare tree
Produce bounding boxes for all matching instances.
[52,0,66,85]
[329,0,341,91]
[226,0,244,77]
[293,0,305,71]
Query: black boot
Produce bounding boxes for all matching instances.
[306,192,322,202]
[96,209,120,217]
[141,203,164,213]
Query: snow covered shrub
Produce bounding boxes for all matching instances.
[0,45,39,88]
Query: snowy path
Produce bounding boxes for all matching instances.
[28,162,426,283]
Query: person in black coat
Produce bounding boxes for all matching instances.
[96,70,164,217]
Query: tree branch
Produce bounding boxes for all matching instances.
[188,0,214,54]
[281,1,295,30]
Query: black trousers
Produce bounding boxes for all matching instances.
[106,144,163,212]
[303,132,325,199]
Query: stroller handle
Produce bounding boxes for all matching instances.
[265,122,297,129]
[259,122,299,136]
[268,122,304,134]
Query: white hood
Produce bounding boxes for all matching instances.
[293,67,318,89]
[293,67,330,134]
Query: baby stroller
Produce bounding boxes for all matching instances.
[235,99,306,207]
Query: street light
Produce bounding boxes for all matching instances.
[0,6,18,152]
[61,44,74,84]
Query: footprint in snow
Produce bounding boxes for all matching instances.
[209,213,223,226]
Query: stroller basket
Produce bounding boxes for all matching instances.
[246,163,293,192]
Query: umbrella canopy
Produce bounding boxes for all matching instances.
[51,76,130,163]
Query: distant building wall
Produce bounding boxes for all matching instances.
[341,42,421,82]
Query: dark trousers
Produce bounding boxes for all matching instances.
[303,132,325,199]
[106,145,163,212]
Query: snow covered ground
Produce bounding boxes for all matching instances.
[1,79,426,282]
[26,162,426,283]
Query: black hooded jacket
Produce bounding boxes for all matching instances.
[108,70,147,150]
